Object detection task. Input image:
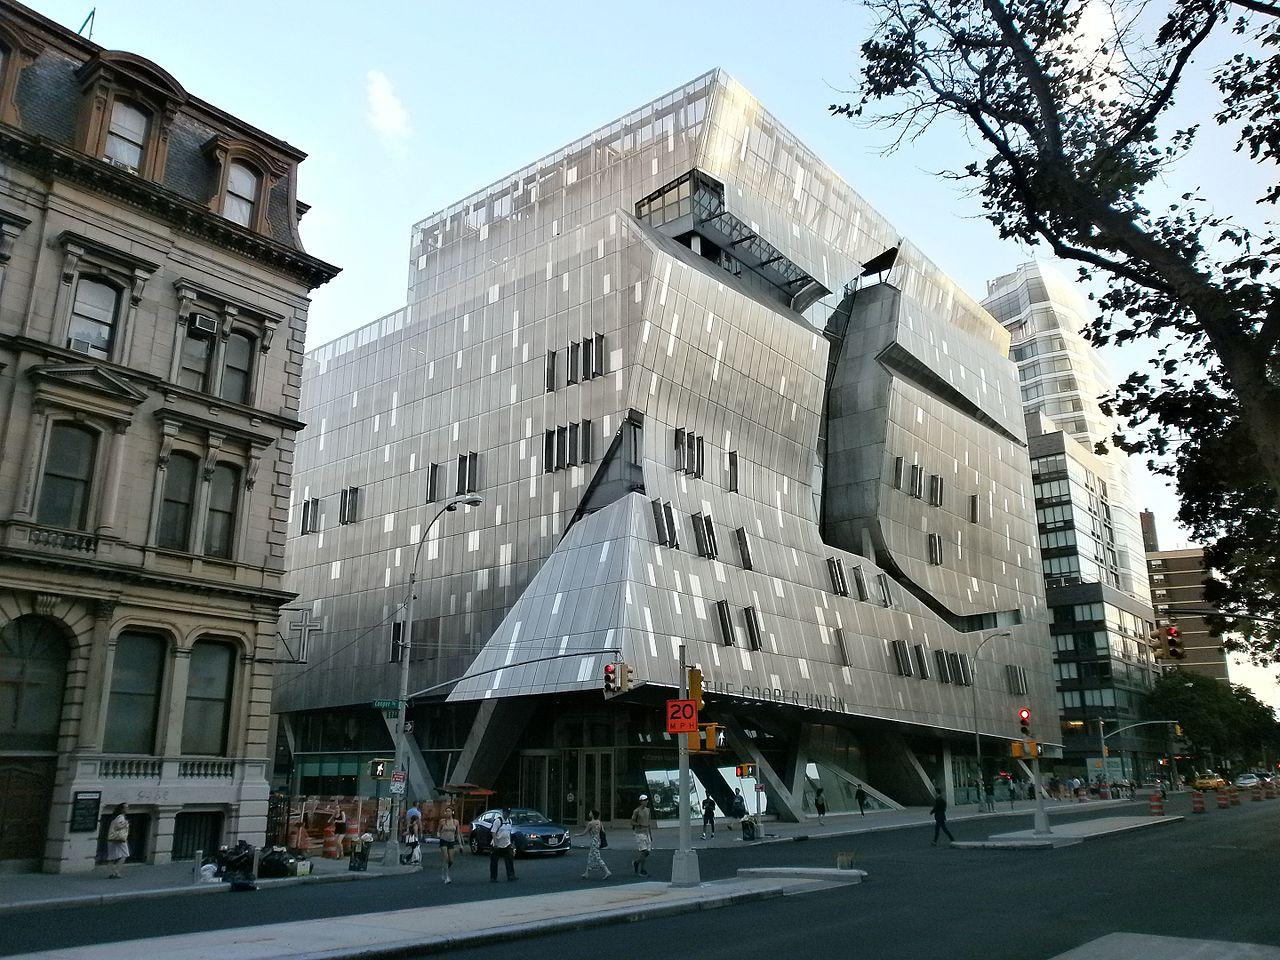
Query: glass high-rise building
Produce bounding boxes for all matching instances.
[274,71,1054,822]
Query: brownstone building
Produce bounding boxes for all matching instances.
[0,0,337,871]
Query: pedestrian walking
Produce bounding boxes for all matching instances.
[700,795,716,840]
[814,787,828,824]
[855,785,868,817]
[577,808,611,880]
[731,788,748,823]
[983,779,995,813]
[400,810,421,865]
[437,805,461,884]
[630,794,653,876]
[930,791,955,846]
[104,803,130,878]
[489,808,517,882]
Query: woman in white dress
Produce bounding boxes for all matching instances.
[576,808,610,880]
[105,803,130,878]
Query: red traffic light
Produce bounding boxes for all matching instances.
[1017,707,1031,723]
[604,663,616,675]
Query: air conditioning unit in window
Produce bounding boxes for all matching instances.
[68,337,95,354]
[189,313,218,336]
[104,156,138,173]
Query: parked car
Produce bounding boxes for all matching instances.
[1234,773,1261,788]
[1192,773,1228,790]
[468,808,570,856]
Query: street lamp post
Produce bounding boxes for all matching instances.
[386,493,483,867]
[971,630,1012,807]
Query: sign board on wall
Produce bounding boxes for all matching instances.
[69,791,101,833]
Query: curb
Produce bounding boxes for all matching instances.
[283,882,799,960]
[951,814,1185,850]
[0,866,411,916]
[682,797,1138,849]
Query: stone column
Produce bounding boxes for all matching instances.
[159,646,192,758]
[145,422,181,548]
[234,452,261,565]
[94,636,119,752]
[942,744,956,808]
[95,423,129,538]
[151,804,182,865]
[77,600,117,751]
[12,402,49,520]
[189,434,223,558]
[117,267,151,369]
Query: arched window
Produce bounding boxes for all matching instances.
[219,331,255,405]
[104,631,166,754]
[0,616,69,752]
[103,99,150,172]
[223,161,260,227]
[37,423,98,530]
[181,640,236,755]
[157,452,199,551]
[204,463,240,559]
[67,277,121,360]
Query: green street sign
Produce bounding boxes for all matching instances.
[372,699,400,710]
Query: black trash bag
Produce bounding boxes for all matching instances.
[258,846,297,879]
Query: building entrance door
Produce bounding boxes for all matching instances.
[518,752,565,822]
[581,749,614,824]
[0,758,56,861]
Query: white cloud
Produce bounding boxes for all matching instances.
[365,70,411,151]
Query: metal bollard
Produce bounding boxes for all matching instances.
[192,849,203,884]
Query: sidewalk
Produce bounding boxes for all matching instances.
[645,795,1143,850]
[952,814,1185,849]
[0,850,415,915]
[14,871,858,960]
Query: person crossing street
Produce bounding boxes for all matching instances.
[488,808,517,882]
[631,794,653,877]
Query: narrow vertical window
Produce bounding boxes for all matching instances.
[743,606,763,651]
[581,337,594,381]
[674,428,687,472]
[833,627,850,667]
[913,644,931,680]
[456,454,467,495]
[969,494,980,524]
[852,565,869,602]
[580,420,593,463]
[893,456,904,490]
[692,513,710,557]
[662,501,679,549]
[704,514,718,559]
[877,573,892,607]
[224,161,261,228]
[37,424,97,530]
[158,452,198,550]
[567,422,580,467]
[555,426,568,471]
[178,321,215,392]
[568,341,580,384]
[339,486,361,524]
[651,498,669,546]
[181,640,235,755]
[104,631,165,754]
[67,277,120,360]
[544,349,556,392]
[220,332,255,405]
[909,464,923,499]
[735,527,753,570]
[543,430,555,473]
[694,436,705,478]
[103,99,148,172]
[204,463,240,559]
[593,332,605,376]
[427,463,440,502]
[935,649,953,683]
[715,600,735,646]
[687,433,698,477]
[728,451,739,492]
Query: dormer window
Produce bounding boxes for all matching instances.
[104,100,149,172]
[223,162,260,227]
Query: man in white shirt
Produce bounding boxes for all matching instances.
[489,808,517,882]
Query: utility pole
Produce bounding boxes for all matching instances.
[971,630,1011,805]
[386,494,482,867]
[1031,751,1051,836]
[670,644,699,887]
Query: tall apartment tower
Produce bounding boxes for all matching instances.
[276,71,1053,823]
[0,1,338,871]
[983,262,1149,606]
[985,264,1159,779]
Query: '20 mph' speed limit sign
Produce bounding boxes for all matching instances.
[665,699,698,734]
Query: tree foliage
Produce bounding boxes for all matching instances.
[1146,671,1280,763]
[835,0,1280,661]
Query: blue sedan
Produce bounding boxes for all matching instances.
[468,808,570,856]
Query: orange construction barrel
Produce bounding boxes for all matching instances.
[1148,794,1165,816]
[1230,787,1241,806]
[1217,790,1230,809]
[322,824,342,859]
[1190,790,1205,814]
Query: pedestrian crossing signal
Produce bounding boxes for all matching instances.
[368,758,393,779]
[735,763,756,778]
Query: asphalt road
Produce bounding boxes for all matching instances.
[4,796,1274,958]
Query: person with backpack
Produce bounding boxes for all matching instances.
[489,808,517,882]
[576,808,610,880]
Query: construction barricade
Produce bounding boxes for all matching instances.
[1217,790,1231,809]
[1149,793,1165,816]
[1190,790,1205,814]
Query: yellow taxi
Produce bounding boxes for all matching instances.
[1192,773,1228,790]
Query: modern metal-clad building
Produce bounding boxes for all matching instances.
[276,70,1053,823]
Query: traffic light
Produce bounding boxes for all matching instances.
[603,661,620,697]
[1149,624,1169,659]
[1165,624,1185,660]
[368,758,393,780]
[1017,707,1031,737]
[735,763,757,778]
[688,667,703,711]
[618,661,633,693]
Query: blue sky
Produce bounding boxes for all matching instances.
[29,0,1257,551]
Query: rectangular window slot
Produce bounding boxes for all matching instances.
[338,486,361,525]
[728,450,739,492]
[893,456,904,490]
[913,644,931,680]
[581,419,593,463]
[927,532,943,565]
[594,332,605,376]
[743,606,763,651]
[568,423,580,467]
[568,341,580,384]
[877,573,892,607]
[735,526,753,570]
[910,464,923,499]
[543,430,555,474]
[833,627,850,667]
[827,557,849,596]
[891,639,913,677]
[652,498,670,546]
[545,349,556,392]
[427,463,441,502]
[662,501,679,549]
[715,599,735,647]
[929,474,944,507]
[969,494,980,524]
[300,497,321,534]
[852,565,869,602]
[935,649,953,683]
[581,337,594,382]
